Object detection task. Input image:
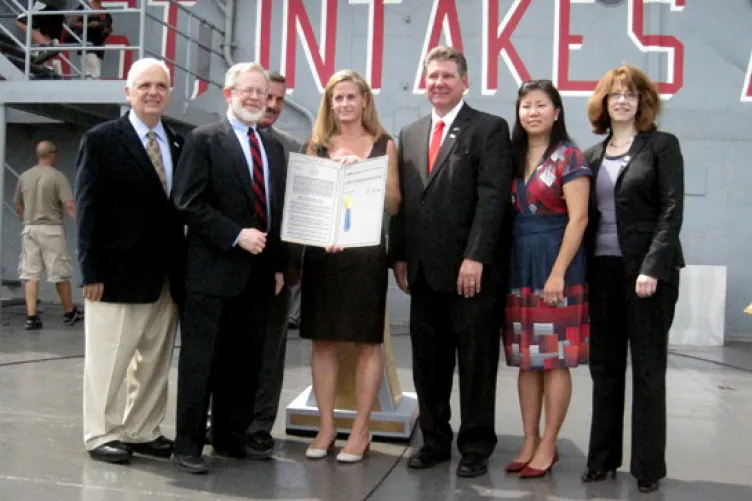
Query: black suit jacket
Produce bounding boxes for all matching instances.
[388,103,514,292]
[74,114,186,303]
[583,129,685,281]
[171,118,288,297]
[263,125,304,286]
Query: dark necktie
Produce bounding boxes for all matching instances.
[247,128,268,229]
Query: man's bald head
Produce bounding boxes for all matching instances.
[36,141,57,165]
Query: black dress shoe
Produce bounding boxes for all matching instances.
[248,431,274,448]
[246,432,274,459]
[407,447,451,469]
[581,469,617,482]
[172,453,208,474]
[638,479,659,493]
[88,441,132,464]
[456,454,488,478]
[212,443,258,459]
[127,436,174,458]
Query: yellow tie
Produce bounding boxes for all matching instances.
[146,131,168,193]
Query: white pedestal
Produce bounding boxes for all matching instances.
[669,265,727,346]
[285,310,419,441]
[285,386,418,440]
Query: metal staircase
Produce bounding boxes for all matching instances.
[0,0,231,307]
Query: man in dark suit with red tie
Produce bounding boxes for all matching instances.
[388,45,514,478]
[170,62,288,474]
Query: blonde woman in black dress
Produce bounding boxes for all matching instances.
[300,69,401,463]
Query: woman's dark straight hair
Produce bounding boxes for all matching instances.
[511,79,573,179]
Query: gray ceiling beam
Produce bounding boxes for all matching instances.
[0,80,128,104]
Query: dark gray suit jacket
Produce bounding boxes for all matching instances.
[172,119,288,297]
[264,125,302,161]
[262,124,303,284]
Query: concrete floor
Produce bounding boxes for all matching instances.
[1,303,751,500]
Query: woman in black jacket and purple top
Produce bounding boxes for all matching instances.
[581,64,685,494]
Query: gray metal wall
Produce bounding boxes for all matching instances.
[4,0,752,339]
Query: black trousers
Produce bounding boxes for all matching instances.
[248,285,290,435]
[174,272,271,456]
[409,269,501,457]
[586,256,679,482]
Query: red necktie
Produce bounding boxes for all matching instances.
[428,120,445,174]
[247,128,268,229]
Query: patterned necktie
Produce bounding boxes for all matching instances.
[146,131,168,193]
[428,119,445,174]
[247,127,268,229]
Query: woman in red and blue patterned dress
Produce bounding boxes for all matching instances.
[502,80,591,478]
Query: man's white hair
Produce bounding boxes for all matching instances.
[224,62,268,90]
[126,57,171,88]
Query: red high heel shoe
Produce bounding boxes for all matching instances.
[518,449,559,479]
[505,458,532,473]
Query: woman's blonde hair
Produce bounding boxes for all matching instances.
[307,69,389,154]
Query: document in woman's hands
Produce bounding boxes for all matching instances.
[281,152,388,248]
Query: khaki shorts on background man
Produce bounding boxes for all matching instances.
[19,224,73,283]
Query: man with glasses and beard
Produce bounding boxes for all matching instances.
[170,62,289,474]
[244,70,302,456]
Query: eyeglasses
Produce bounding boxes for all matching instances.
[608,91,639,101]
[231,86,267,97]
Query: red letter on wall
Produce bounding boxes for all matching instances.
[349,0,389,93]
[741,52,752,102]
[628,0,685,98]
[482,0,532,95]
[255,0,274,70]
[553,0,598,96]
[413,0,464,93]
[281,0,339,93]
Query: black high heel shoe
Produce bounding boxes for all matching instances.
[581,469,616,482]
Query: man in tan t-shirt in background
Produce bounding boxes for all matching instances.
[13,140,82,330]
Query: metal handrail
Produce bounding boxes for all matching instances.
[4,162,21,179]
[1,0,145,78]
[164,0,225,36]
[145,12,224,60]
[1,0,224,87]
[149,0,225,89]
[2,200,16,215]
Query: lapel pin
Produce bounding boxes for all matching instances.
[449,134,456,139]
[174,142,180,147]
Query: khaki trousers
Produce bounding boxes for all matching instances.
[83,281,178,450]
